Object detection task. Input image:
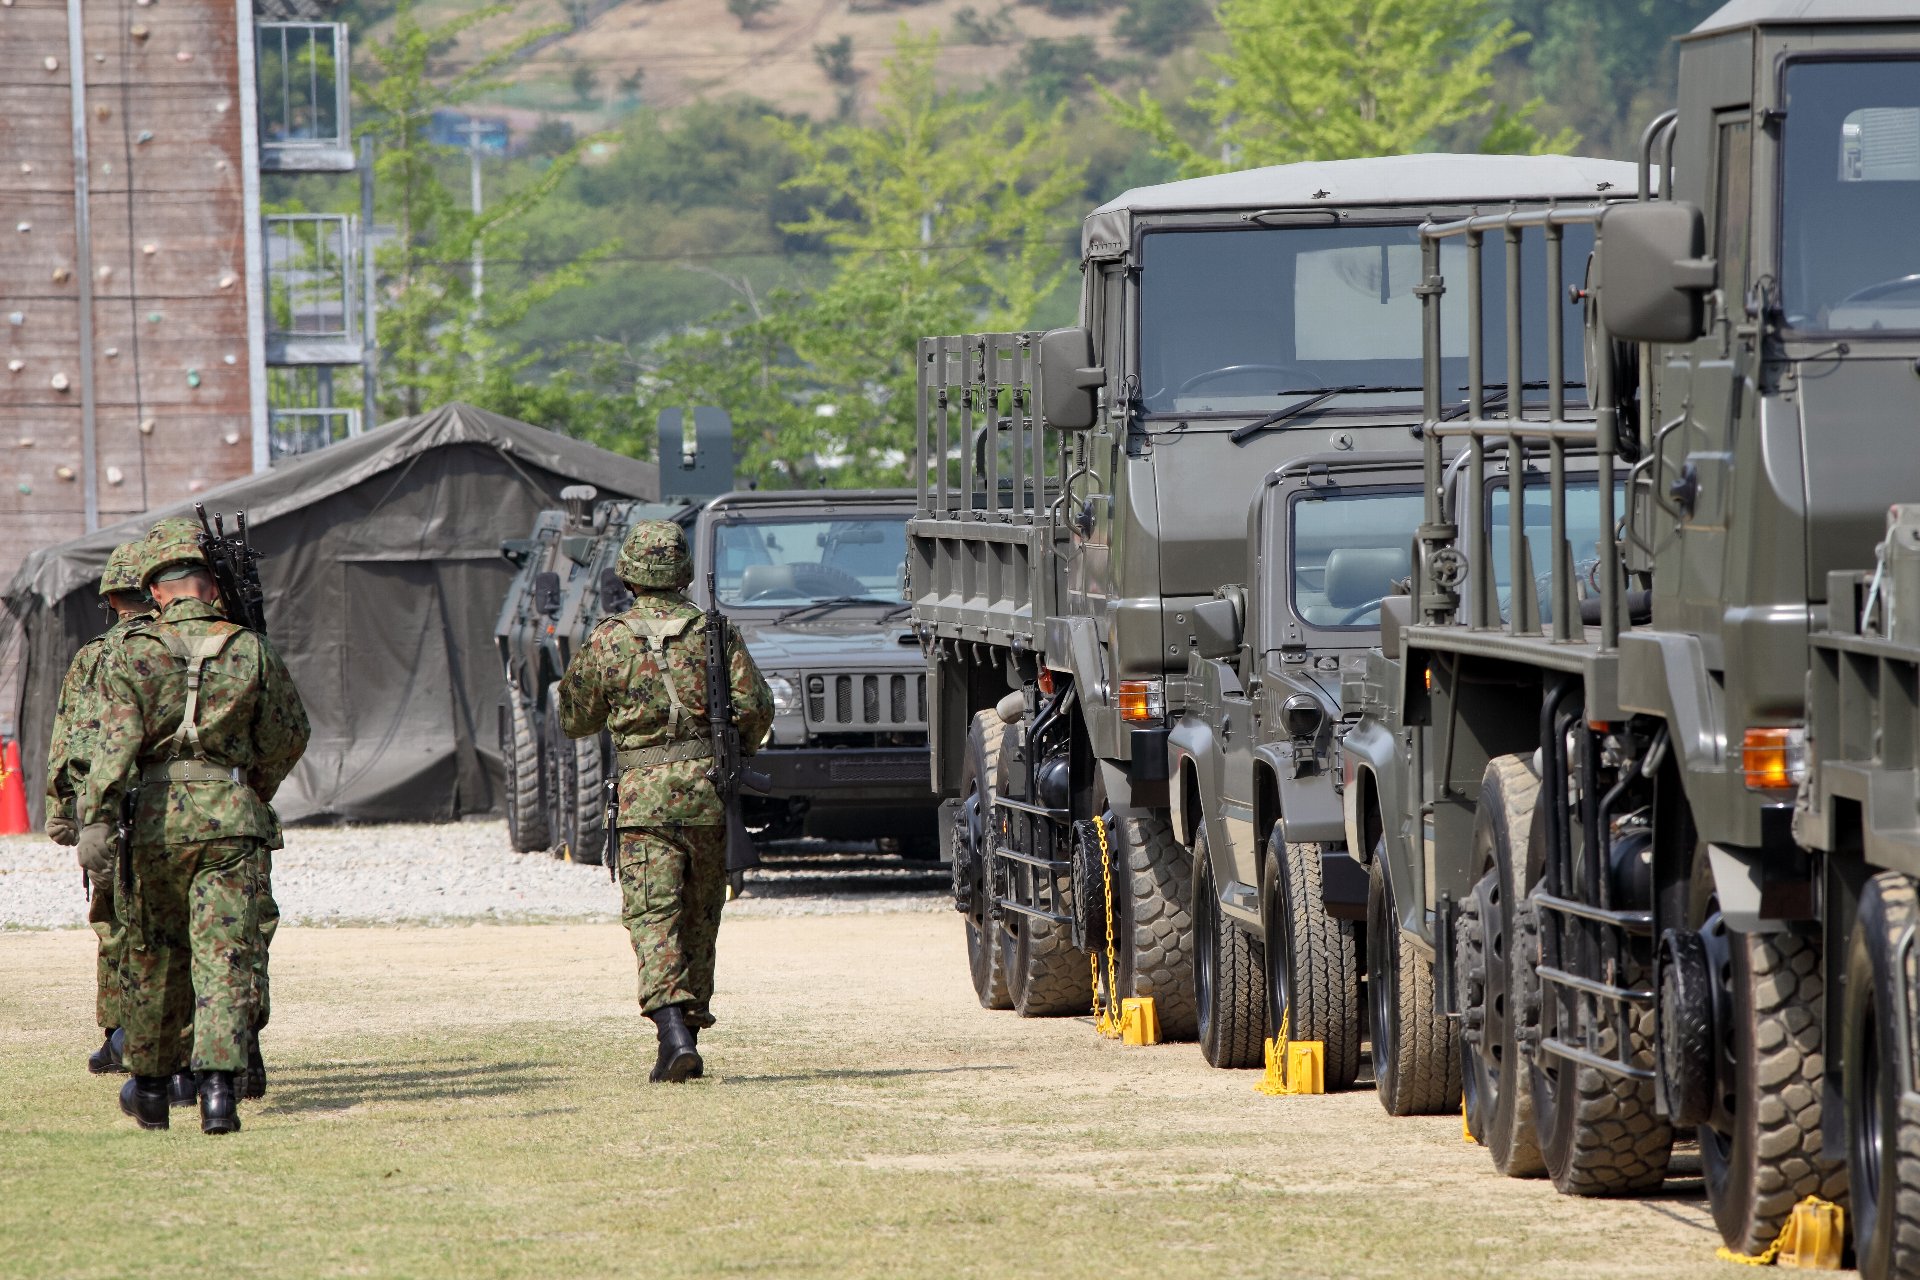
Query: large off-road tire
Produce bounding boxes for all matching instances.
[960,710,1012,1011]
[502,689,549,853]
[1367,846,1460,1115]
[998,725,1090,1018]
[1192,824,1265,1068]
[1091,778,1196,1041]
[1700,923,1846,1255]
[1844,872,1920,1280]
[1458,754,1545,1177]
[544,681,577,859]
[569,732,607,867]
[1262,831,1360,1088]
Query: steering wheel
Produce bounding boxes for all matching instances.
[1835,274,1920,308]
[1176,364,1326,395]
[1338,597,1389,626]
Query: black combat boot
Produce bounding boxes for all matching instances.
[646,1005,702,1083]
[688,1026,703,1079]
[243,1033,267,1100]
[119,1076,170,1130]
[88,1028,125,1075]
[169,1069,198,1107]
[199,1071,240,1135]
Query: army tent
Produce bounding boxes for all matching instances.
[3,403,659,826]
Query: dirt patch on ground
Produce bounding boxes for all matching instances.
[1,914,1757,1279]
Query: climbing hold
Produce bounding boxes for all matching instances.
[104,346,119,358]
[129,23,148,40]
[56,465,75,481]
[43,56,59,72]
[101,162,112,176]
[175,49,193,63]
[138,418,155,435]
[222,431,240,445]
[141,242,157,255]
[147,311,162,324]
[185,369,201,387]
[214,159,228,171]
[96,104,110,120]
[215,99,231,114]
[106,466,124,485]
[223,353,236,365]
[15,222,29,234]
[135,131,153,145]
[98,266,113,282]
[188,479,207,493]
[16,436,32,448]
[7,312,23,326]
[51,372,71,391]
[218,274,236,290]
[7,360,23,373]
[16,482,30,495]
[18,163,30,175]
[51,267,68,284]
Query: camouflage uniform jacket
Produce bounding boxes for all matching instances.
[46,611,153,822]
[558,590,773,827]
[79,598,311,846]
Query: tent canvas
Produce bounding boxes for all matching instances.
[3,403,659,826]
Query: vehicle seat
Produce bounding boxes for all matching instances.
[739,564,798,599]
[1324,547,1410,609]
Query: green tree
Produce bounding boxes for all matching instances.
[570,63,600,105]
[357,2,618,426]
[1114,0,1209,55]
[727,0,778,29]
[1106,0,1575,178]
[815,34,857,87]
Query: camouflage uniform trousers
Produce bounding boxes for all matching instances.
[618,824,727,1026]
[88,883,126,1030]
[120,836,269,1076]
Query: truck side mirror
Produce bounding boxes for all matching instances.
[1189,593,1243,660]
[1037,326,1103,431]
[1598,202,1715,344]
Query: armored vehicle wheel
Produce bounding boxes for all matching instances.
[569,733,606,867]
[1367,845,1460,1115]
[502,688,549,853]
[960,711,1012,1010]
[1458,755,1544,1176]
[997,725,1089,1017]
[1192,824,1265,1068]
[1844,872,1920,1280]
[544,681,577,859]
[1264,831,1360,1089]
[1089,777,1197,1041]
[1699,923,1844,1254]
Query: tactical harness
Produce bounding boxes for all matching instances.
[138,622,245,785]
[610,613,716,772]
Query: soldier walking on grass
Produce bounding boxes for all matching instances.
[44,541,153,1079]
[76,516,309,1133]
[558,521,772,1083]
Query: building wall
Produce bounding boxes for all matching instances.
[0,0,260,607]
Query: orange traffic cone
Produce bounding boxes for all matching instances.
[0,738,29,835]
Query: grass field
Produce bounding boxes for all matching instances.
[1,916,1754,1279]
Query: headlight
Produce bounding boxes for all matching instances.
[765,674,799,716]
[1282,693,1326,739]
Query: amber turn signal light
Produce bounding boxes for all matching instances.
[1117,679,1164,724]
[1742,727,1807,791]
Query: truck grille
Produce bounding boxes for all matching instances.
[805,672,927,731]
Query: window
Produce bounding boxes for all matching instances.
[1717,116,1753,303]
[712,517,909,607]
[1289,487,1423,628]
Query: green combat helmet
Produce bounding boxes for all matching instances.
[99,540,147,598]
[142,514,209,587]
[617,520,693,591]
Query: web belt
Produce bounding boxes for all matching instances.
[615,740,714,770]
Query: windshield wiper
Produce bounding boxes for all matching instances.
[1438,380,1587,421]
[773,596,900,624]
[1230,385,1422,444]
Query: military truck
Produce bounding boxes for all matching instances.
[499,482,935,862]
[689,489,935,851]
[908,155,1638,1034]
[1334,3,1920,1270]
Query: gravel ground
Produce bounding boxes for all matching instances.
[0,821,948,929]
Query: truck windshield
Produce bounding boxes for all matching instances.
[1487,477,1615,621]
[712,516,909,607]
[1781,59,1920,332]
[1137,222,1592,416]
[1290,487,1423,629]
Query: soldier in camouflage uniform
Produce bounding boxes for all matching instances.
[76,516,309,1133]
[44,541,152,1077]
[558,520,772,1083]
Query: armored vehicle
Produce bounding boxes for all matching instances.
[1336,3,1920,1270]
[689,489,935,851]
[908,154,1636,1034]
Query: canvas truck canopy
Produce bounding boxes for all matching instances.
[3,402,660,826]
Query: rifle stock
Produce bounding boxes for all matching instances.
[704,572,767,874]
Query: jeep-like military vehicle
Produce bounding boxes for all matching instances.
[908,154,1636,1034]
[1337,4,1920,1271]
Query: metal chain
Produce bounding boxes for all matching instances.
[1087,816,1124,1038]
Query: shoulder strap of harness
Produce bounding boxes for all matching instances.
[145,621,242,760]
[614,612,705,738]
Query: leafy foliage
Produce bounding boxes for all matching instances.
[1114,0,1211,55]
[1105,0,1576,177]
